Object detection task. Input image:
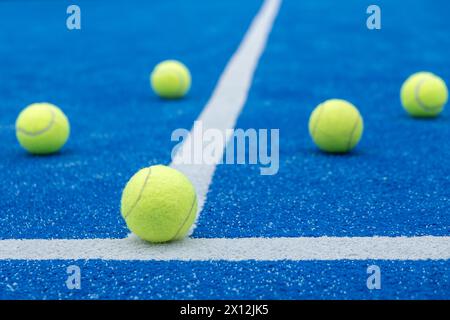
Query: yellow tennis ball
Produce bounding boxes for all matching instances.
[400,72,448,117]
[150,60,191,99]
[15,103,70,155]
[121,165,198,243]
[308,99,364,153]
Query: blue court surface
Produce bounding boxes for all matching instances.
[0,0,449,300]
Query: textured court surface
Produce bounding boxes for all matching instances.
[0,0,449,299]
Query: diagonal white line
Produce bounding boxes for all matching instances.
[171,0,282,211]
[1,236,449,261]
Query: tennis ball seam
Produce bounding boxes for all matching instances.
[123,167,152,219]
[346,113,361,151]
[170,194,197,241]
[414,77,442,112]
[16,108,56,136]
[151,61,190,98]
[175,69,186,96]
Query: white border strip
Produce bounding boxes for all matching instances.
[171,0,282,211]
[1,236,449,261]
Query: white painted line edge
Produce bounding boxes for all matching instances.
[171,0,282,212]
[1,236,449,261]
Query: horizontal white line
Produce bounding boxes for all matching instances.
[1,236,449,261]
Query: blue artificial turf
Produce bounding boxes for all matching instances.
[1,260,449,300]
[0,0,448,299]
[197,0,450,238]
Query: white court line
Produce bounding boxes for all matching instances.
[1,236,449,261]
[171,0,282,211]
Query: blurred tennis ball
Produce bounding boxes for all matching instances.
[150,60,191,99]
[400,72,448,117]
[15,102,70,155]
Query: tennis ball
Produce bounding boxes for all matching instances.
[309,99,364,153]
[15,103,70,155]
[400,72,448,117]
[150,60,191,99]
[121,165,198,243]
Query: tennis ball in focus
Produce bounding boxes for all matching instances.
[121,165,198,243]
[15,103,70,154]
[400,72,448,117]
[150,60,191,99]
[309,99,364,153]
